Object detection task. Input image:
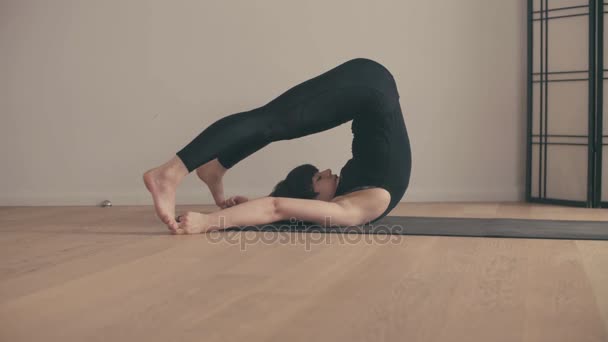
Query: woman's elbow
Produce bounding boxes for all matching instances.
[268,196,283,222]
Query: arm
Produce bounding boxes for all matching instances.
[205,188,390,230]
[199,196,357,231]
[273,187,391,227]
[274,197,361,227]
[175,189,390,234]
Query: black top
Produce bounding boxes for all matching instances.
[333,60,412,224]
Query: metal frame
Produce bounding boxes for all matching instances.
[526,0,603,208]
[597,1,605,207]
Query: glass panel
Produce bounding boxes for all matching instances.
[546,145,588,201]
[598,78,608,202]
[533,20,541,74]
[603,147,608,202]
[605,12,608,70]
[532,82,541,136]
[548,12,589,72]
[538,0,589,10]
[604,80,608,140]
[532,0,589,16]
[547,82,588,135]
[534,0,589,12]
[531,144,541,197]
[531,82,588,137]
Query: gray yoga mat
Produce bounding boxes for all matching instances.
[228,216,608,240]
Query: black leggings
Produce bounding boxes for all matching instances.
[176,58,399,172]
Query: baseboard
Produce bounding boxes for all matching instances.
[0,186,524,206]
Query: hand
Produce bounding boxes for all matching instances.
[219,195,249,209]
[173,211,210,234]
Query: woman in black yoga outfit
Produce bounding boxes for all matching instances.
[143,57,411,234]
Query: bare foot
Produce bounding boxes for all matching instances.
[204,177,226,207]
[143,168,179,231]
[174,211,211,234]
[196,159,227,207]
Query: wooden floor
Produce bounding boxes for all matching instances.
[0,202,607,342]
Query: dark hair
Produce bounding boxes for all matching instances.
[269,164,319,199]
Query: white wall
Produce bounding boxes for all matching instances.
[0,0,527,206]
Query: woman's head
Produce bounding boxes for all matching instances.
[269,164,340,201]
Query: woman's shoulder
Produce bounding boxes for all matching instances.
[332,186,391,224]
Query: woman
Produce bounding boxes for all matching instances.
[143,57,411,234]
